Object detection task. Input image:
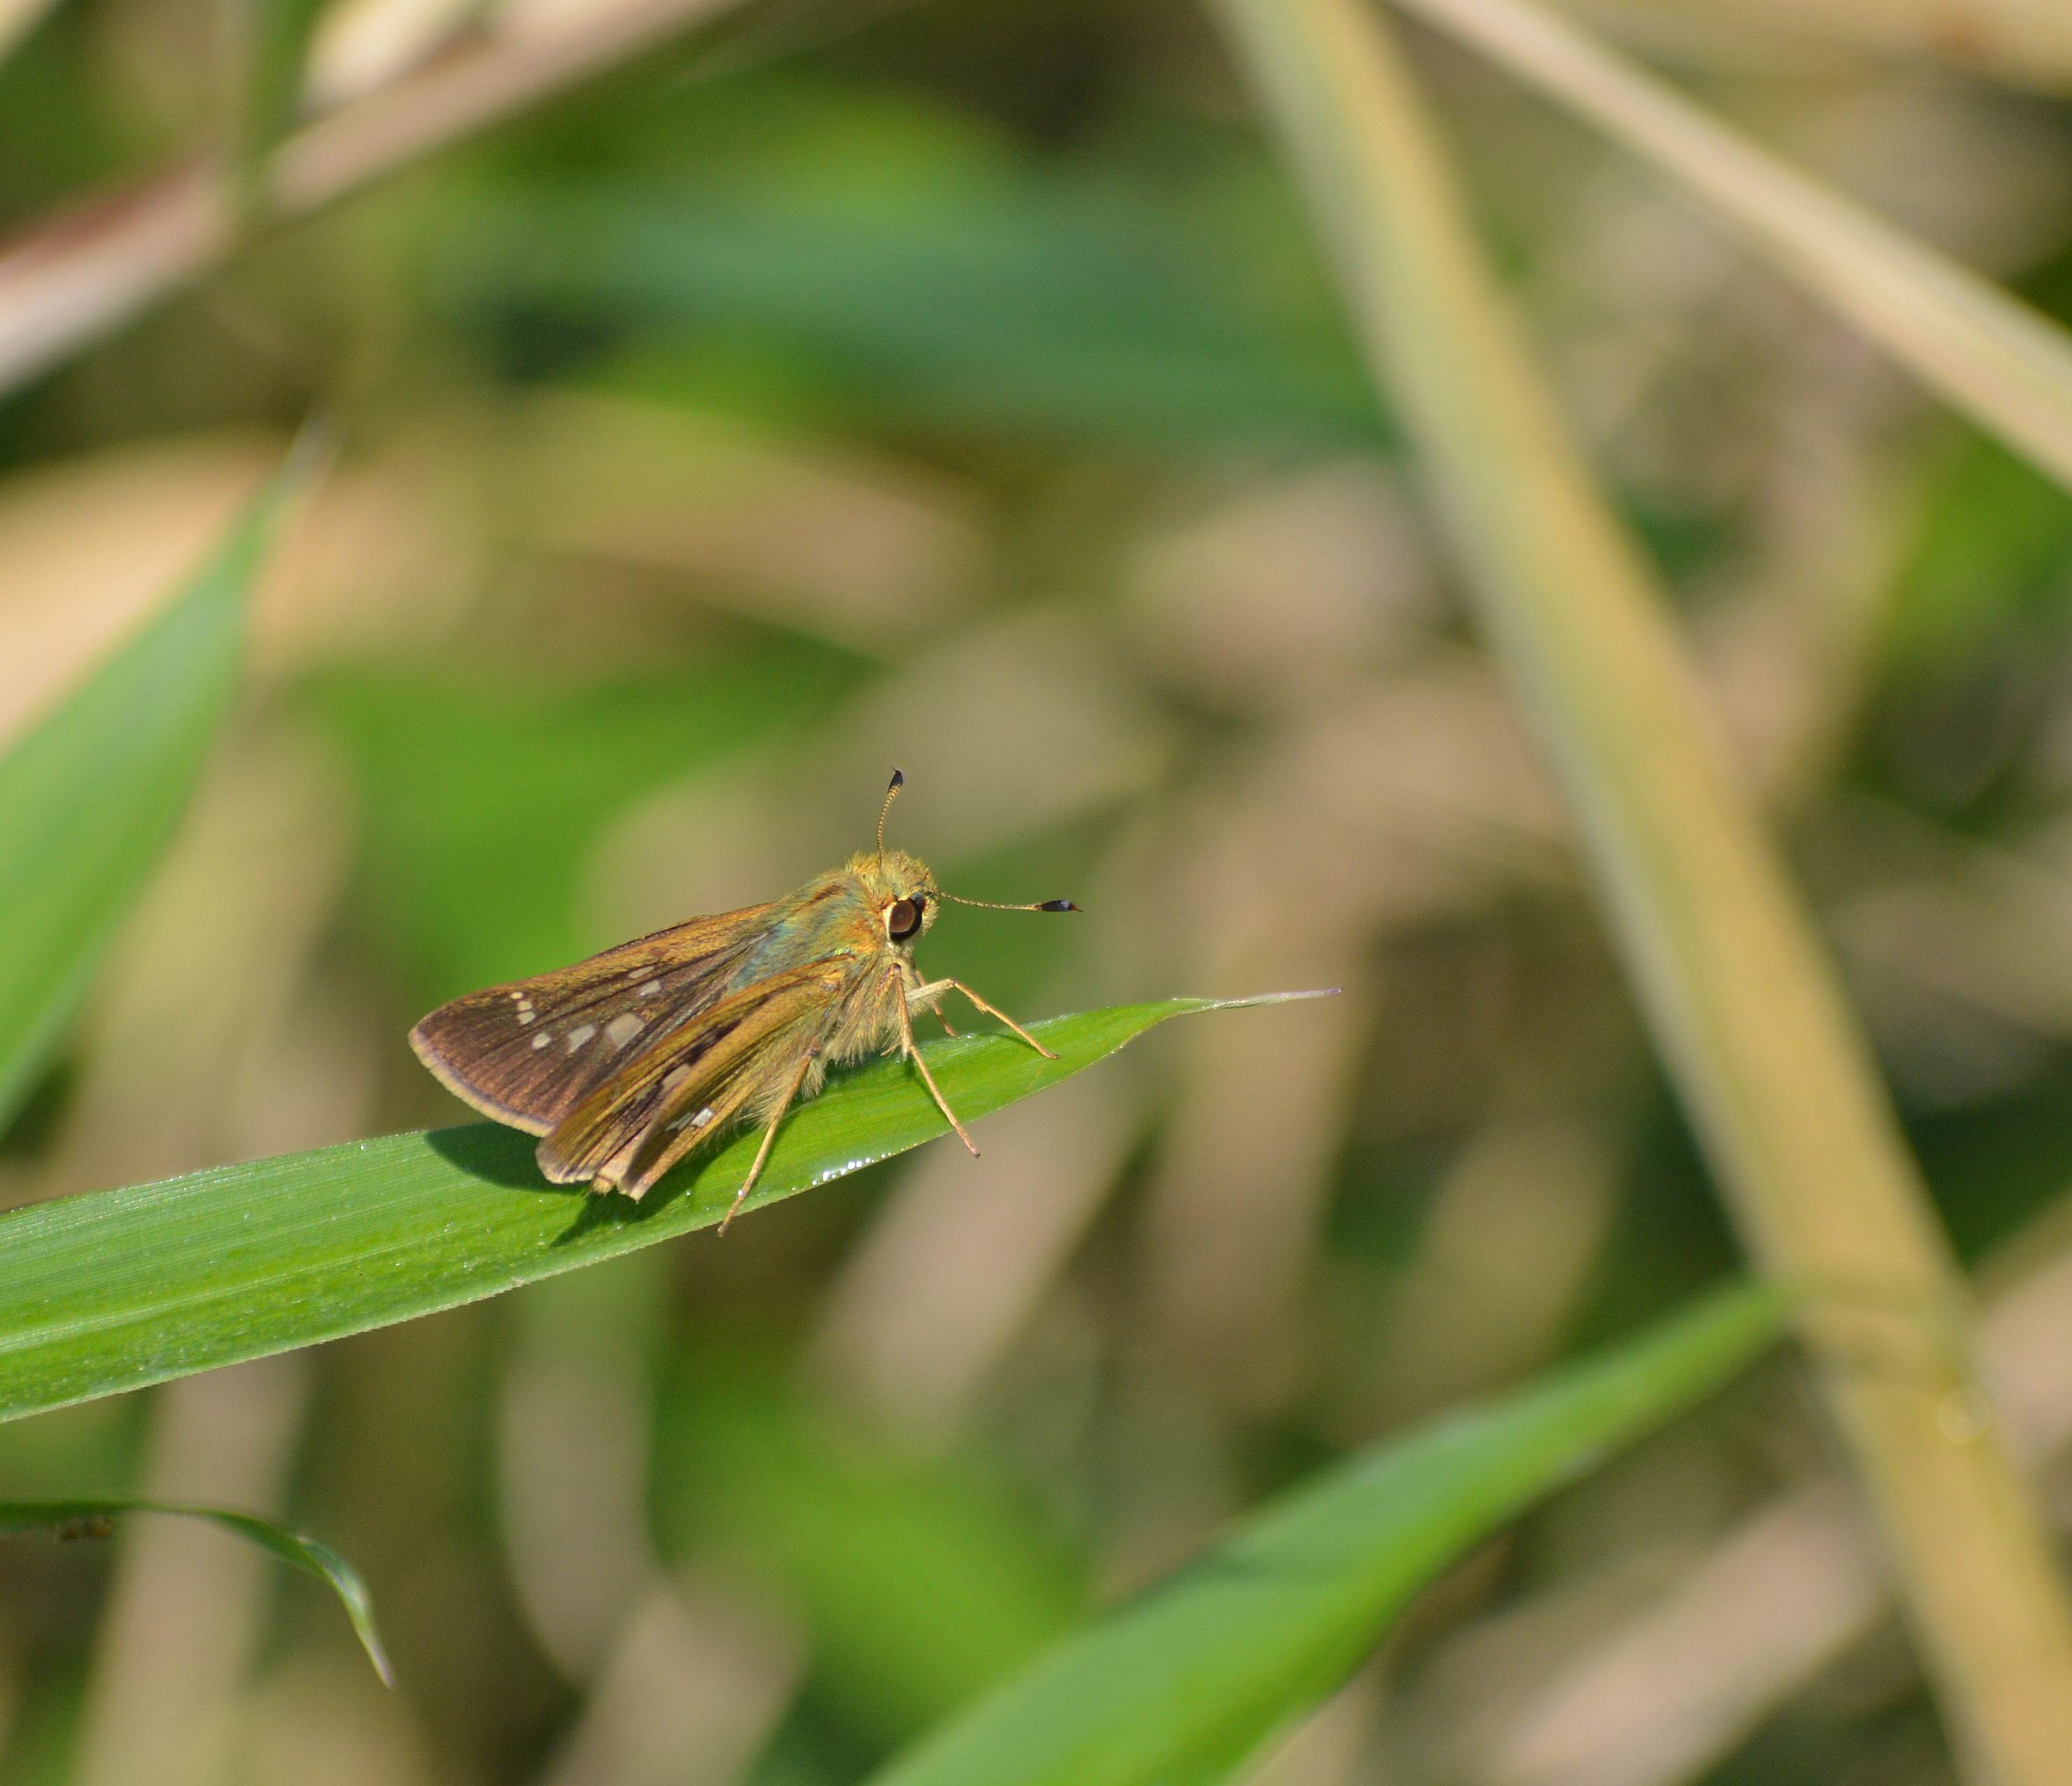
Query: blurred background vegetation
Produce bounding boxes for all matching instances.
[5,0,2072,1781]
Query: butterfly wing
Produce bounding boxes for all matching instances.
[539,954,864,1196]
[407,903,779,1136]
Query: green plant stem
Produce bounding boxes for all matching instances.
[1205,1,2072,1780]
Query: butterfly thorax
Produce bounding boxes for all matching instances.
[735,849,938,971]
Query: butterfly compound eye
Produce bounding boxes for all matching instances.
[887,896,924,940]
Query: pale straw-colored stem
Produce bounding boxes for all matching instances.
[1394,0,2072,500]
[1206,1,2072,1779]
[1558,0,2072,93]
[0,0,753,398]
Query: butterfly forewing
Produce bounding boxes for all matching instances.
[407,903,778,1136]
[539,955,856,1193]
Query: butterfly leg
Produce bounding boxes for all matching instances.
[898,981,979,1157]
[907,974,958,1035]
[719,1047,818,1236]
[911,978,1055,1060]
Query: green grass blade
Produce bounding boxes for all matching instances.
[866,1283,1781,1786]
[0,1496,391,1684]
[0,460,294,1132]
[0,994,1328,1423]
[1395,0,2072,498]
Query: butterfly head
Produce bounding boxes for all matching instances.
[862,769,1080,950]
[850,847,941,948]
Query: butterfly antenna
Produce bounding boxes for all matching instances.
[876,768,904,860]
[938,890,1080,913]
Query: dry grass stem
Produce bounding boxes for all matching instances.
[1559,0,2072,91]
[1393,0,2072,500]
[0,0,754,398]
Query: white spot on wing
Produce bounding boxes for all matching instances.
[532,1032,553,1051]
[565,1024,597,1053]
[605,1012,645,1049]
[637,980,662,998]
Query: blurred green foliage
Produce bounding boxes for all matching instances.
[2,3,2072,1785]
[304,638,865,998]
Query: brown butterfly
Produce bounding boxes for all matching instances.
[409,772,1076,1230]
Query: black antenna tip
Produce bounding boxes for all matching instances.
[887,768,905,790]
[1038,899,1079,913]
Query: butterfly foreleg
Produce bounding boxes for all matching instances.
[908,978,1055,1060]
[896,978,979,1157]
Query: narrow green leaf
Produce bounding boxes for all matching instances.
[866,1283,1782,1786]
[524,174,1381,446]
[0,1495,391,1684]
[0,994,1328,1423]
[0,460,294,1132]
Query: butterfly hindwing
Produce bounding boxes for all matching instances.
[407,903,779,1136]
[538,955,859,1194]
